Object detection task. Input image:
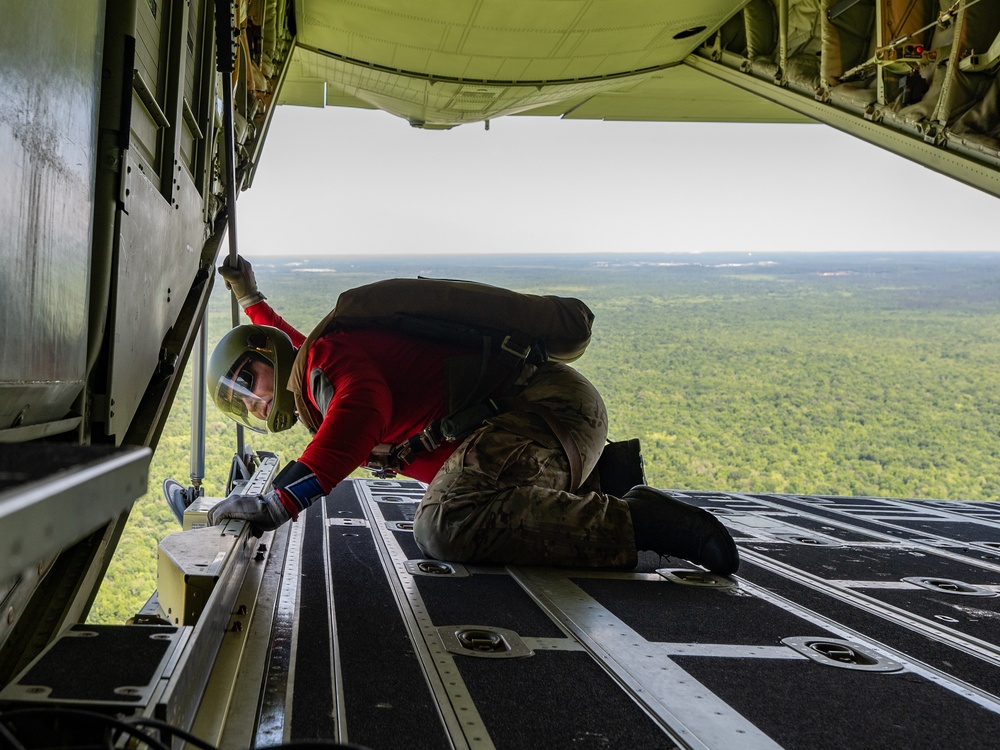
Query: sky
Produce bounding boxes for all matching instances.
[236,104,999,257]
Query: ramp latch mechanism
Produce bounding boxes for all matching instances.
[436,625,534,658]
[902,577,996,597]
[419,561,453,575]
[782,637,903,672]
[810,642,876,665]
[458,629,508,654]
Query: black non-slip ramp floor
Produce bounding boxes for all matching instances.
[268,481,1000,749]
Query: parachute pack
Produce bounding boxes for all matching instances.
[287,277,595,439]
[329,277,594,364]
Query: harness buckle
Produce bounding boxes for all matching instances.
[418,425,441,452]
[364,463,398,480]
[365,443,399,479]
[500,335,532,360]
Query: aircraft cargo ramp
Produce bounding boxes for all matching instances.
[7,478,1000,749]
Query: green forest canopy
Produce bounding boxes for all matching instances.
[89,252,1000,624]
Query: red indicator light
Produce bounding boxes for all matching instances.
[915,45,923,54]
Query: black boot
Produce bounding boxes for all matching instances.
[623,486,739,575]
[163,478,194,526]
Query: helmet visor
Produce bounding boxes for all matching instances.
[216,354,271,433]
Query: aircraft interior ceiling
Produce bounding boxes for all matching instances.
[0,0,998,747]
[278,0,1000,194]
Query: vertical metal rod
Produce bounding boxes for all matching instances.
[778,0,789,82]
[216,0,245,457]
[223,81,245,458]
[876,0,887,104]
[190,316,207,489]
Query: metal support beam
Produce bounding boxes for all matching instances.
[0,446,151,585]
[191,317,207,489]
[685,52,1000,200]
[777,0,788,85]
[214,0,245,457]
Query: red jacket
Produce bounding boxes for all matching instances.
[245,301,464,493]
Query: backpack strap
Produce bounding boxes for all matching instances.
[363,399,503,479]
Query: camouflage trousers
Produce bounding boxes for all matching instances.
[413,363,638,568]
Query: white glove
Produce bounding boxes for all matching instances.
[207,489,290,536]
[218,256,266,308]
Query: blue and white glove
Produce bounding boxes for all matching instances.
[208,489,290,536]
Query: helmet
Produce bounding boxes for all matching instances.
[208,325,298,433]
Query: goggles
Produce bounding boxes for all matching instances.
[217,354,270,433]
[232,359,256,394]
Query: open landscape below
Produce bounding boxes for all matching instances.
[90,251,1000,624]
